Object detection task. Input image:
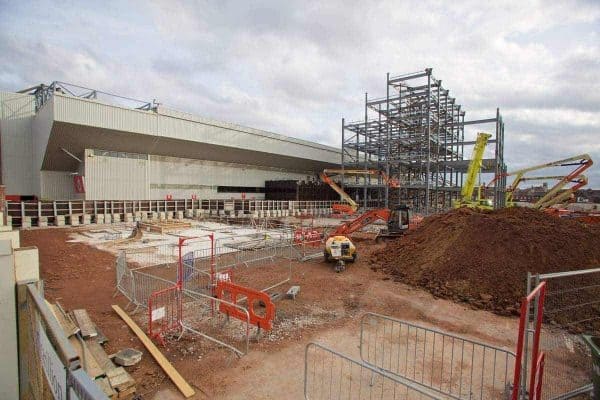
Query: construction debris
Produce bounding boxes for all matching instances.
[286,285,300,299]
[139,220,193,234]
[112,304,195,398]
[371,207,600,323]
[113,348,143,367]
[47,302,137,398]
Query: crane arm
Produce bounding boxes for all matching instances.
[460,132,492,202]
[319,172,358,211]
[322,169,400,188]
[330,208,391,236]
[535,176,587,209]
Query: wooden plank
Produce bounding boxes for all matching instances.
[86,339,118,374]
[111,305,195,398]
[116,385,136,399]
[69,336,104,379]
[94,377,116,398]
[94,324,108,344]
[72,309,98,338]
[106,367,135,392]
[46,300,79,337]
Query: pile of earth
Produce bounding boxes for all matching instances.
[370,207,600,330]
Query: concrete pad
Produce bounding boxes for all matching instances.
[14,246,39,282]
[38,216,48,227]
[55,215,65,226]
[0,230,19,248]
[112,214,121,223]
[95,214,105,224]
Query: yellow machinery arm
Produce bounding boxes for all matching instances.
[487,153,593,209]
[456,132,492,207]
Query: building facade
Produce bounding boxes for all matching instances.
[0,83,340,200]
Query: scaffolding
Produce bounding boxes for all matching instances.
[341,68,507,214]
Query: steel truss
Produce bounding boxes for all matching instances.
[341,68,507,214]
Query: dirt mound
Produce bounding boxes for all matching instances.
[370,207,600,323]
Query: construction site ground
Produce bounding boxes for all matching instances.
[21,215,593,399]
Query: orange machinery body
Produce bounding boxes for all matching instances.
[330,208,391,237]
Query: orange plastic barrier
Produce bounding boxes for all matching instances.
[215,281,275,331]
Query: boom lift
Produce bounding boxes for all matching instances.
[486,154,593,209]
[324,205,413,272]
[319,169,400,215]
[453,132,493,210]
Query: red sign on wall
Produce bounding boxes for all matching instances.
[191,194,197,200]
[73,175,85,193]
[166,194,173,201]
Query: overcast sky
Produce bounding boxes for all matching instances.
[1,0,599,187]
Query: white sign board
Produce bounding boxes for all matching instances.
[35,319,67,400]
[331,247,342,258]
[151,306,166,321]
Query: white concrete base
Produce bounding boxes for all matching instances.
[112,213,121,223]
[0,230,19,248]
[21,217,32,228]
[38,216,48,227]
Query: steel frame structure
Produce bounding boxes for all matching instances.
[341,68,507,214]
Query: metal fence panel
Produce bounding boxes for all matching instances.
[527,268,600,400]
[305,342,443,400]
[360,313,515,400]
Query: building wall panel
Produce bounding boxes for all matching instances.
[84,149,149,200]
[40,171,80,200]
[31,97,55,197]
[0,91,36,195]
[147,154,311,199]
[54,95,157,135]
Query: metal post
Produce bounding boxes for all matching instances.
[425,68,432,215]
[385,73,390,208]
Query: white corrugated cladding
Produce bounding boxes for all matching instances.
[0,91,36,195]
[84,150,311,200]
[84,149,149,200]
[52,95,339,164]
[40,171,80,200]
[148,155,310,200]
[32,97,55,197]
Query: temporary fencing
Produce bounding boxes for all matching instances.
[180,289,250,357]
[360,312,515,400]
[525,268,599,399]
[115,250,178,311]
[148,285,182,344]
[512,282,547,400]
[304,342,443,400]
[215,280,275,331]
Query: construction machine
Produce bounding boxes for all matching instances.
[453,132,493,210]
[319,169,400,215]
[324,205,414,271]
[486,153,593,210]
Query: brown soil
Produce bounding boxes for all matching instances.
[20,228,170,396]
[21,219,594,399]
[370,207,600,328]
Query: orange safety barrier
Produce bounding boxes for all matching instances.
[215,281,275,331]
